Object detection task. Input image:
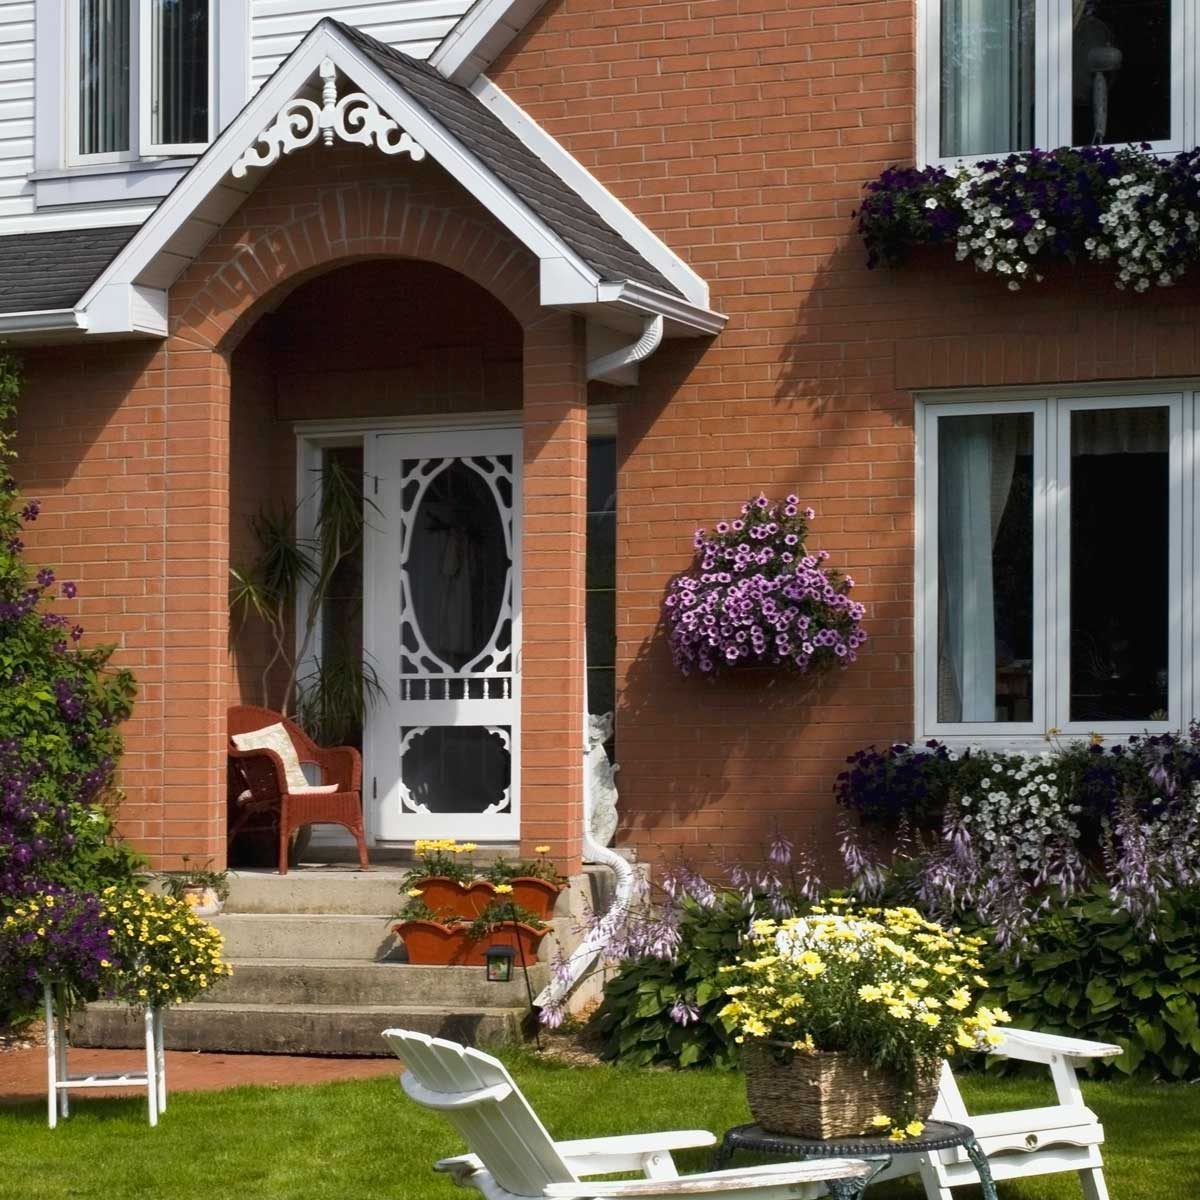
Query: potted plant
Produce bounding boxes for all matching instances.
[719,900,1009,1140]
[160,856,230,918]
[401,839,566,923]
[392,885,552,966]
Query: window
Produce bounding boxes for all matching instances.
[69,0,211,164]
[586,434,617,720]
[917,390,1185,741]
[922,0,1186,163]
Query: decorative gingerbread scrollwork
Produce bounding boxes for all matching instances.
[232,57,426,179]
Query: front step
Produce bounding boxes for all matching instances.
[71,1001,526,1056]
[212,913,400,960]
[204,959,549,1008]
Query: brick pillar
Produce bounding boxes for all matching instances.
[161,341,231,868]
[521,312,587,875]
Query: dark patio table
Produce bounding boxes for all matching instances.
[711,1119,999,1199]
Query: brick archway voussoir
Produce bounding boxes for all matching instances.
[174,186,546,353]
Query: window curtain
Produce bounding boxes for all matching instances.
[941,0,1035,156]
[937,416,1019,722]
[147,0,209,147]
[78,0,130,156]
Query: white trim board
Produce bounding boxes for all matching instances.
[429,0,550,85]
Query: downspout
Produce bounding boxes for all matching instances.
[533,763,636,1019]
[586,314,663,382]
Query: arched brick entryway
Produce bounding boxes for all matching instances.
[141,146,587,872]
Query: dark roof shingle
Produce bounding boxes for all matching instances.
[330,21,681,297]
[0,225,140,312]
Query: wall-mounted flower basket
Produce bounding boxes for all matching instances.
[857,143,1200,293]
[392,919,550,966]
[408,875,564,922]
[664,495,866,676]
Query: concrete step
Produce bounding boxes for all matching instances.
[223,869,412,916]
[212,913,400,960]
[203,959,548,1008]
[72,1001,526,1056]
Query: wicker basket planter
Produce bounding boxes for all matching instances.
[742,1041,941,1139]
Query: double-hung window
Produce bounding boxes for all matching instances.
[922,0,1186,163]
[69,0,212,164]
[917,390,1188,742]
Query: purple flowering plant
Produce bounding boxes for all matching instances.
[664,495,867,676]
[0,354,140,1020]
[857,143,1200,292]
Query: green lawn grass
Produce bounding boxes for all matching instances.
[1,1052,1196,1199]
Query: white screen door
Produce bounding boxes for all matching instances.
[365,427,522,843]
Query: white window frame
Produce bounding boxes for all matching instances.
[918,0,1191,167]
[137,0,214,157]
[59,0,230,170]
[916,385,1192,747]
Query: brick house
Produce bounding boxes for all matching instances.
[2,0,1194,882]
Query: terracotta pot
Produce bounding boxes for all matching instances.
[507,877,565,920]
[412,876,565,921]
[412,877,477,920]
[456,922,550,967]
[393,919,550,967]
[393,919,472,965]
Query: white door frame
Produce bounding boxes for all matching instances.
[295,414,523,845]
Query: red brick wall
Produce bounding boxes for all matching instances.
[16,146,588,871]
[490,0,1200,869]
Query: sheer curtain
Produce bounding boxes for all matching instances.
[78,0,130,156]
[941,0,1035,156]
[937,416,1020,722]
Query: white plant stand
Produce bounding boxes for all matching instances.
[44,983,166,1128]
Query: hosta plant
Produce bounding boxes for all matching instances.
[664,495,866,676]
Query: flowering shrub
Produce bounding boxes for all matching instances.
[0,887,118,1007]
[837,730,1200,947]
[664,496,866,676]
[857,144,1200,292]
[101,886,231,1008]
[718,902,1008,1133]
[0,353,141,1021]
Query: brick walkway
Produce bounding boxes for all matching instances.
[0,1047,400,1106]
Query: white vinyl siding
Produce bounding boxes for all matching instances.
[249,0,471,86]
[0,2,35,222]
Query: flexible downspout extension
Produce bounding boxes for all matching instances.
[586,314,664,382]
[533,767,637,1019]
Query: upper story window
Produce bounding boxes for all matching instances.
[917,389,1188,744]
[923,1,1185,164]
[69,0,211,164]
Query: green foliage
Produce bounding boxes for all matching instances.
[591,891,753,1070]
[982,886,1200,1081]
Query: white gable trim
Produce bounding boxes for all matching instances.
[470,77,711,309]
[71,19,722,348]
[429,0,550,86]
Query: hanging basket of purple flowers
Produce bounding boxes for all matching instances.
[664,495,867,676]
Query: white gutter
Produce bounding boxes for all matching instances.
[0,309,86,336]
[587,314,663,383]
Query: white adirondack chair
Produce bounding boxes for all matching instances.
[872,1028,1121,1200]
[385,1029,873,1200]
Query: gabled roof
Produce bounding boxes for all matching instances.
[0,226,137,315]
[69,18,722,350]
[332,23,678,296]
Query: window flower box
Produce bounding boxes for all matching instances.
[405,875,564,922]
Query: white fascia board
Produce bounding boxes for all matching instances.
[0,209,159,238]
[86,284,168,337]
[471,77,712,309]
[77,21,600,327]
[429,0,550,85]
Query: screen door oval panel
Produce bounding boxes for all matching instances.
[366,428,521,843]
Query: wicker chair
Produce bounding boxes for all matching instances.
[227,705,369,875]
